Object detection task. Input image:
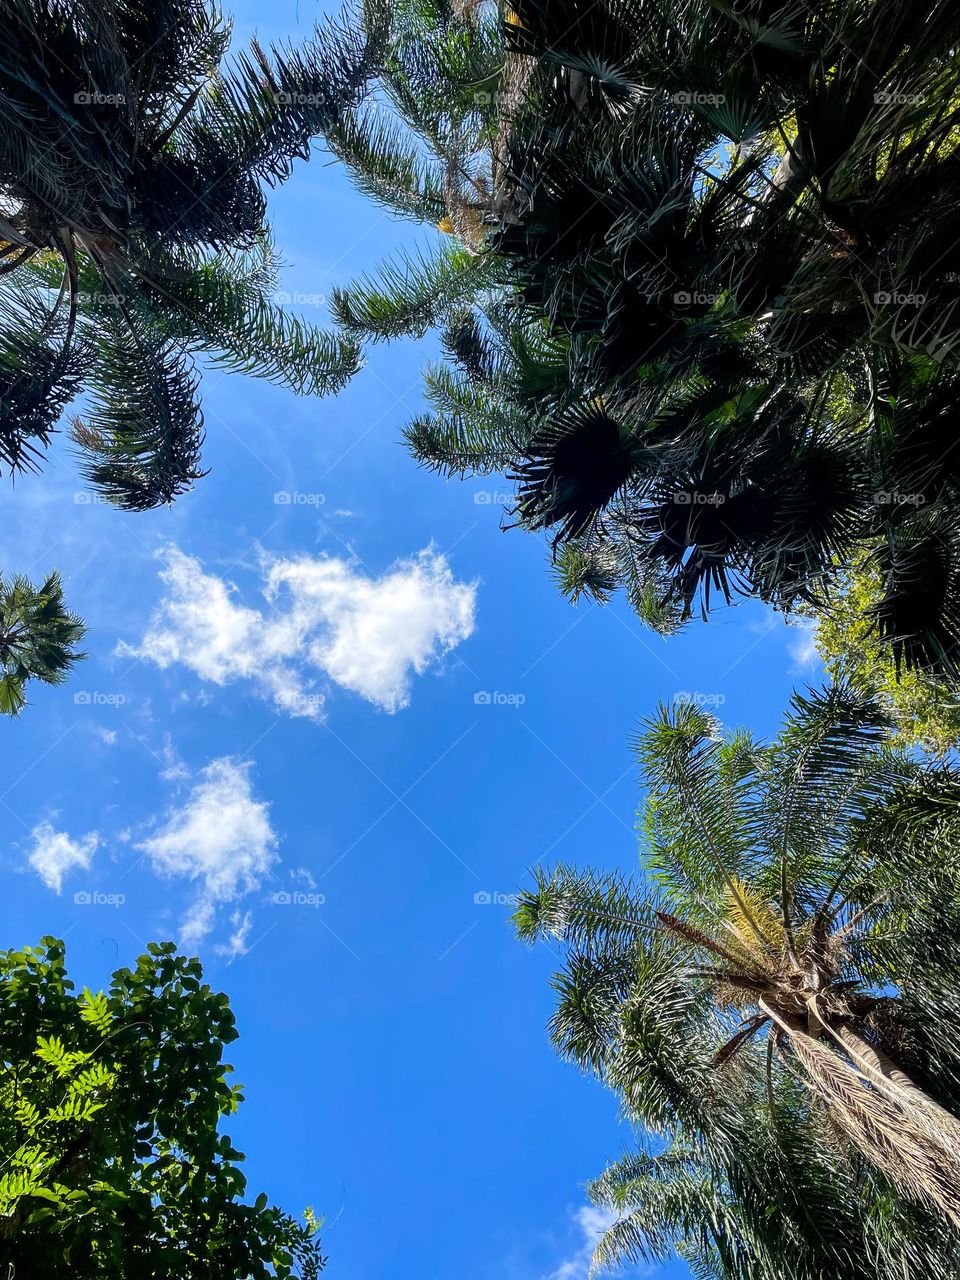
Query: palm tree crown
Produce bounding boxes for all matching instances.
[515,684,960,1277]
[0,0,387,509]
[329,0,960,672]
[0,573,85,714]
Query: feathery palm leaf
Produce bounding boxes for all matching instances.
[0,0,385,506]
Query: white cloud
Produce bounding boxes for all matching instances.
[27,821,99,893]
[544,1206,621,1280]
[786,618,820,674]
[118,545,477,718]
[158,733,189,783]
[215,909,254,961]
[137,758,278,947]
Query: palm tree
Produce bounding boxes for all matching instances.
[514,684,960,1277]
[0,573,84,714]
[0,0,387,509]
[328,0,960,674]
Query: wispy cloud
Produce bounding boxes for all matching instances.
[118,544,477,718]
[137,757,278,948]
[215,909,255,961]
[26,821,99,893]
[786,617,821,675]
[543,1206,622,1280]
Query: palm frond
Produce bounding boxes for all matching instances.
[331,243,498,340]
[73,322,204,511]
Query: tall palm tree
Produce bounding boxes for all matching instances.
[0,573,84,714]
[328,0,960,674]
[0,0,387,508]
[515,684,960,1277]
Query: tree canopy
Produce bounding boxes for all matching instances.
[0,0,387,510]
[0,938,323,1279]
[515,684,960,1277]
[329,0,960,672]
[804,550,960,756]
[0,573,85,716]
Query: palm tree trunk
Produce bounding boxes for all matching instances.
[491,52,536,226]
[760,999,960,1227]
[835,1023,960,1154]
[837,1024,932,1095]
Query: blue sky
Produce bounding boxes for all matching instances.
[0,3,823,1276]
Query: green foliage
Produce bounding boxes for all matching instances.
[330,0,960,676]
[0,0,387,509]
[515,684,960,1277]
[0,573,85,716]
[331,244,498,341]
[0,938,323,1279]
[803,550,960,756]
